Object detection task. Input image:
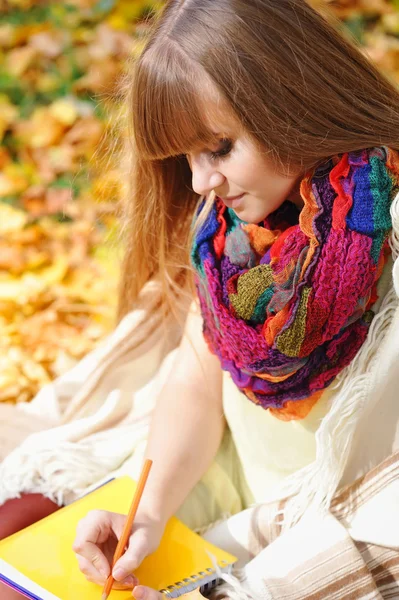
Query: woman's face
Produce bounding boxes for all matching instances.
[185,97,304,223]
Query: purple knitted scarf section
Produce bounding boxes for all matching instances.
[190,146,399,420]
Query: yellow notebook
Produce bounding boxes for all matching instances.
[0,476,237,599]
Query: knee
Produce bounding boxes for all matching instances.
[0,580,30,599]
[0,493,61,540]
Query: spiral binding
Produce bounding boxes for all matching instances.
[159,560,232,598]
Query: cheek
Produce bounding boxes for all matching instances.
[254,167,297,201]
[229,146,296,201]
[242,148,274,187]
[231,155,265,188]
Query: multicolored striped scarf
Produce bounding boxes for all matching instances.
[191,146,399,421]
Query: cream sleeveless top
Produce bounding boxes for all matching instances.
[223,373,333,504]
[223,256,395,505]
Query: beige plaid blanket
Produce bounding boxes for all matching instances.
[206,450,399,600]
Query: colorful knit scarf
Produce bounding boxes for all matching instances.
[191,146,399,421]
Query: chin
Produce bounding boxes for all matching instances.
[233,208,269,224]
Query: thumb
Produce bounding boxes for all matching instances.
[112,530,150,581]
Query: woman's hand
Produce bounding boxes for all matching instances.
[72,508,165,589]
[131,585,163,599]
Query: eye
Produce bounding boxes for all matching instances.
[209,138,233,162]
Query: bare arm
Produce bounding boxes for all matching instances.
[73,301,225,586]
[141,299,225,524]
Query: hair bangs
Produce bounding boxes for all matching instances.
[132,41,217,161]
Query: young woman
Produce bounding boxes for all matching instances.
[2,1,399,599]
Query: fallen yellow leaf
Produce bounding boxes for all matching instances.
[0,95,18,142]
[0,203,28,233]
[49,98,79,127]
[0,164,30,197]
[6,45,38,77]
[15,107,66,149]
[36,256,69,285]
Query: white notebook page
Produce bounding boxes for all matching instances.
[0,559,60,600]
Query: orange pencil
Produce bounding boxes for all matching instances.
[101,459,153,600]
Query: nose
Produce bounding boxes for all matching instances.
[189,155,226,197]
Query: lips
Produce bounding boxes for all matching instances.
[217,193,245,208]
[220,194,244,201]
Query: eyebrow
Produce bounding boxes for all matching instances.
[186,131,232,155]
[211,131,230,138]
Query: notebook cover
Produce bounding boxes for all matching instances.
[0,476,237,599]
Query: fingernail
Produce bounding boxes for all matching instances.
[113,568,125,581]
[133,586,146,599]
[123,575,136,587]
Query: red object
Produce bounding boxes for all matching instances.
[0,494,61,598]
[0,581,29,599]
[0,493,61,540]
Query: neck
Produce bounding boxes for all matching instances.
[287,178,304,210]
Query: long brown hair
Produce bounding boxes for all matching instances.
[116,0,399,323]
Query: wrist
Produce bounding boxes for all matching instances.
[138,490,170,527]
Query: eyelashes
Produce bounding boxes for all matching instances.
[182,138,234,167]
[209,138,233,161]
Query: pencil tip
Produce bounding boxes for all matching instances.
[101,594,108,600]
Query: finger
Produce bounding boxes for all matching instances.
[132,585,164,600]
[76,556,137,589]
[73,511,112,578]
[76,556,105,586]
[113,576,139,591]
[113,530,149,581]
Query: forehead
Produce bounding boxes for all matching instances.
[134,51,245,160]
[195,79,245,141]
[197,104,242,144]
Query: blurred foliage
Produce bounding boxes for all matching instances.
[0,0,162,402]
[310,0,399,77]
[0,0,398,403]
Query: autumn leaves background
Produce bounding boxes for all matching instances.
[0,0,398,404]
